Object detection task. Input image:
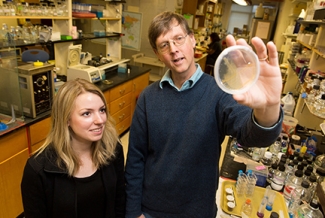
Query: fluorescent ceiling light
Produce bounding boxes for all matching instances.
[232,0,251,6]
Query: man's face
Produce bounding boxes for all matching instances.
[154,21,196,77]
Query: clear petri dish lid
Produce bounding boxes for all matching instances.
[214,45,260,95]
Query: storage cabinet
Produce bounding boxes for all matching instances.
[108,72,149,135]
[131,72,150,118]
[28,116,51,154]
[0,128,29,218]
[109,80,132,135]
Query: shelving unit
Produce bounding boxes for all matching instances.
[289,20,325,130]
[0,0,123,75]
[182,0,218,29]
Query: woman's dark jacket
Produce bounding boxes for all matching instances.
[21,143,125,218]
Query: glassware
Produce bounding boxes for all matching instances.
[267,163,277,185]
[261,151,273,167]
[297,199,324,218]
[271,164,286,191]
[283,169,303,205]
[252,147,262,161]
[21,2,29,16]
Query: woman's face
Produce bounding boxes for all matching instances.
[68,92,107,147]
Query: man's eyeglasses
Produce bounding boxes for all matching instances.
[157,34,188,53]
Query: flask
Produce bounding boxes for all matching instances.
[297,199,324,218]
[283,169,303,204]
[271,164,286,191]
[241,199,253,218]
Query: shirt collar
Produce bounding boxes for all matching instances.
[159,64,204,91]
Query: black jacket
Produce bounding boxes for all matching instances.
[21,143,126,218]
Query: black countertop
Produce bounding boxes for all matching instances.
[0,65,151,138]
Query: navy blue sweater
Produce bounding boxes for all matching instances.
[125,73,282,218]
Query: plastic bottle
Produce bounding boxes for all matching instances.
[271,164,286,191]
[246,170,257,197]
[283,169,304,204]
[236,170,247,197]
[241,199,253,218]
[297,199,324,218]
[281,92,296,116]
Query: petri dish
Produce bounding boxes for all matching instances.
[214,45,260,95]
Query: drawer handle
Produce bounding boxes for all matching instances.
[119,114,125,120]
[119,101,126,108]
[119,125,125,131]
[119,89,125,95]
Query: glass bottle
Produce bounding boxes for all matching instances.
[21,2,29,16]
[281,136,289,154]
[307,174,317,203]
[297,199,324,218]
[241,199,253,218]
[283,169,304,204]
[267,163,278,185]
[271,164,286,191]
[6,0,16,16]
[285,162,295,185]
[261,151,273,167]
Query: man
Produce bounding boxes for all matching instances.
[125,11,283,218]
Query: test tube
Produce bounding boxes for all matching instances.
[257,196,267,218]
[266,189,276,211]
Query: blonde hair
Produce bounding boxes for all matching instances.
[36,78,119,176]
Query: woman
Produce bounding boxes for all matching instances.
[204,32,222,76]
[21,78,125,218]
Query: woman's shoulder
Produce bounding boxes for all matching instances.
[27,147,61,173]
